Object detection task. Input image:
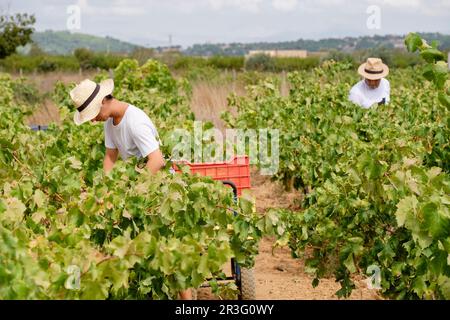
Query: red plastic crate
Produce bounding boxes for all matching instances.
[172,155,251,196]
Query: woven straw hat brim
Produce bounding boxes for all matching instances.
[73,79,114,126]
[358,62,389,80]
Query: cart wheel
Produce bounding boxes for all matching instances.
[239,268,256,300]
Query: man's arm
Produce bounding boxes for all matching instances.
[145,149,165,174]
[104,148,119,173]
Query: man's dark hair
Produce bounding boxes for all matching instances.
[103,94,114,101]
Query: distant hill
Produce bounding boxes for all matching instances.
[184,33,450,56]
[32,30,141,55]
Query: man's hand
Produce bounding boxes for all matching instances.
[104,148,119,173]
[146,149,165,174]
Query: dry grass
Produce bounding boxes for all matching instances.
[13,71,98,125]
[22,70,289,127]
[21,71,247,128]
[280,71,290,97]
[27,99,60,125]
[190,80,246,131]
[189,73,289,131]
[12,70,97,94]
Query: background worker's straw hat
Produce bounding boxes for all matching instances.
[358,58,389,80]
[70,78,114,125]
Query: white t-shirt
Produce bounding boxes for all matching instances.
[104,105,160,160]
[349,78,390,109]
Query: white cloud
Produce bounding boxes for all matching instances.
[311,0,346,5]
[75,0,145,16]
[364,0,450,17]
[6,0,450,47]
[272,0,298,11]
[207,0,263,13]
[367,0,421,8]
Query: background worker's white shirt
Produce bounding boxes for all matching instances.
[349,78,390,109]
[104,105,160,160]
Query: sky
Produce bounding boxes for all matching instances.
[2,0,450,48]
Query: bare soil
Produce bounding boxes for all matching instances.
[197,171,381,300]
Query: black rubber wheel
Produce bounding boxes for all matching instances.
[239,268,256,300]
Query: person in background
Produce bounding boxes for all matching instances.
[349,57,390,108]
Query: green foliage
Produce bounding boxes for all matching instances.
[0,48,429,75]
[172,56,244,71]
[0,49,126,73]
[236,71,269,86]
[323,48,423,70]
[360,47,423,69]
[74,48,125,70]
[0,60,278,299]
[244,55,319,72]
[31,31,139,55]
[73,48,95,69]
[0,54,80,73]
[245,54,275,72]
[406,33,450,107]
[10,77,42,105]
[0,13,35,59]
[181,65,223,83]
[322,50,355,65]
[130,47,156,65]
[223,58,450,299]
[272,57,320,72]
[207,56,244,70]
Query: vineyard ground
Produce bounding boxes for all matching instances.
[23,71,381,300]
[198,237,380,300]
[198,170,380,300]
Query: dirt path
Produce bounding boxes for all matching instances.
[198,170,381,300]
[253,238,380,300]
[197,236,380,300]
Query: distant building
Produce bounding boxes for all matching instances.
[246,49,308,58]
[392,39,405,49]
[155,46,182,54]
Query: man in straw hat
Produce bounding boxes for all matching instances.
[70,78,165,174]
[349,57,390,108]
[70,78,193,299]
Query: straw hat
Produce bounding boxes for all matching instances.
[70,78,114,125]
[358,58,389,80]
